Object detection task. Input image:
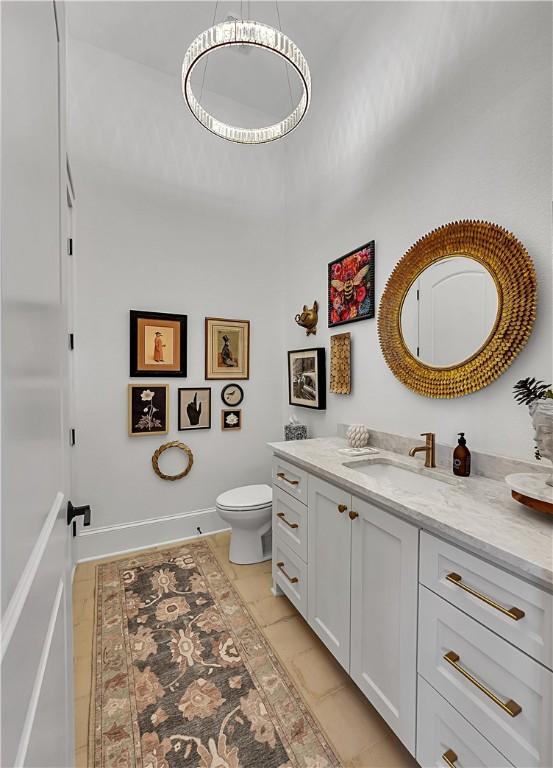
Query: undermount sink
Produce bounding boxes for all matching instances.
[343,459,461,494]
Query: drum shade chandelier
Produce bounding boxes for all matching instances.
[182,12,311,145]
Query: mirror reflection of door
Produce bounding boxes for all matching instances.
[401,256,499,368]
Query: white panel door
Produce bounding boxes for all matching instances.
[307,476,352,670]
[1,2,74,766]
[350,497,419,754]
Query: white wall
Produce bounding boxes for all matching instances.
[68,40,286,530]
[282,1,552,462]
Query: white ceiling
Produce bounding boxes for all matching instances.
[67,1,359,122]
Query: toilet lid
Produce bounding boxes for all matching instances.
[216,484,272,510]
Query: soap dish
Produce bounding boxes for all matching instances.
[338,447,379,457]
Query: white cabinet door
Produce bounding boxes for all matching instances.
[307,476,352,670]
[350,496,419,755]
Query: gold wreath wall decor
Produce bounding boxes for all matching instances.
[152,441,194,481]
[377,220,537,399]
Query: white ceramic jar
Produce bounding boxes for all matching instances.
[346,424,370,449]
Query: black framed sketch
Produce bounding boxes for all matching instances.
[130,310,187,377]
[178,388,211,431]
[128,384,168,436]
[287,348,326,410]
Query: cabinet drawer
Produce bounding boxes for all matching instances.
[420,532,553,669]
[273,536,307,618]
[417,676,513,767]
[419,586,553,768]
[273,486,307,562]
[272,457,308,504]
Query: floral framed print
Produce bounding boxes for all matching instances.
[328,241,375,327]
[288,348,326,410]
[178,388,211,431]
[221,409,242,431]
[128,384,168,437]
[205,318,250,380]
[130,310,187,377]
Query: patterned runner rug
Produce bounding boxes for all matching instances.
[90,539,340,768]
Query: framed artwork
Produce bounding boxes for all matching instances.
[328,241,375,327]
[130,310,187,377]
[221,383,244,406]
[178,388,211,431]
[221,409,242,431]
[288,348,326,410]
[330,332,351,394]
[128,384,168,436]
[205,318,250,380]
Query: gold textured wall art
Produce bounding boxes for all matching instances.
[377,220,537,399]
[152,441,194,480]
[330,332,351,394]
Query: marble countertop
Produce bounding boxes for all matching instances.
[268,437,553,591]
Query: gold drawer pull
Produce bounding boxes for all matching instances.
[442,749,458,768]
[349,510,359,520]
[446,572,525,621]
[276,512,299,529]
[276,561,299,584]
[277,472,299,486]
[443,651,522,717]
[337,504,347,513]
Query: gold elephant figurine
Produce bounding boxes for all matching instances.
[295,300,319,335]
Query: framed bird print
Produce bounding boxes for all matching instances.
[130,310,187,377]
[205,318,250,380]
[178,388,211,431]
[328,241,375,327]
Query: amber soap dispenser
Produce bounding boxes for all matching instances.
[453,432,471,477]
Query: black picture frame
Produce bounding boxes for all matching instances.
[178,388,211,431]
[328,241,375,328]
[130,310,188,377]
[287,347,326,410]
[221,383,244,406]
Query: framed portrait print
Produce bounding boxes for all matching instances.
[288,348,326,410]
[178,388,211,431]
[128,384,168,436]
[130,310,187,377]
[328,241,375,327]
[221,409,242,431]
[205,318,250,380]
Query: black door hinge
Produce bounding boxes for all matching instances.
[417,346,420,357]
[69,332,74,350]
[416,289,420,301]
[67,237,73,256]
[70,428,76,446]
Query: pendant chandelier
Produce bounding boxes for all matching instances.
[181,6,311,145]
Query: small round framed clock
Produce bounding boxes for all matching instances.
[221,383,244,407]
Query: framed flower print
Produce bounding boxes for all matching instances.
[287,348,326,410]
[328,241,375,327]
[128,384,168,436]
[205,318,250,380]
[130,310,187,377]
[221,409,242,430]
[178,388,211,431]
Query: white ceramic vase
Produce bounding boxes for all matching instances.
[346,424,370,449]
[529,400,553,487]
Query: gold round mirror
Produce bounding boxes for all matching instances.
[378,221,536,398]
[152,441,194,481]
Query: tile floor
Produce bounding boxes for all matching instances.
[73,532,418,767]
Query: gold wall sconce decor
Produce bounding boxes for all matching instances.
[330,332,351,394]
[152,441,194,481]
[295,301,319,335]
[378,220,536,398]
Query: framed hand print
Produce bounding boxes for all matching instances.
[178,388,211,431]
[130,310,187,377]
[205,318,250,380]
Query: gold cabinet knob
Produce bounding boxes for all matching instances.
[337,504,347,513]
[349,510,359,520]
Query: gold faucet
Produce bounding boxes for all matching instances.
[409,432,436,468]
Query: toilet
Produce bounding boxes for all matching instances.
[216,484,273,564]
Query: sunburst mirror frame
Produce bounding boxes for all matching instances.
[377,220,537,399]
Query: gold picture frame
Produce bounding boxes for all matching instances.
[377,220,536,399]
[152,441,194,481]
[205,318,250,380]
[330,332,351,394]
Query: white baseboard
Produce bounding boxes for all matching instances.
[74,507,229,562]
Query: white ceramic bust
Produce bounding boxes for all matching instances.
[529,399,553,486]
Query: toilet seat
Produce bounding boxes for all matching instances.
[216,484,272,511]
